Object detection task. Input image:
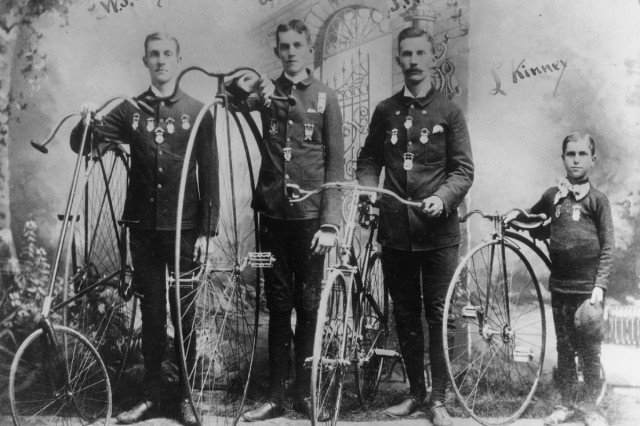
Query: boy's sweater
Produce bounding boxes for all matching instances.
[531,181,614,294]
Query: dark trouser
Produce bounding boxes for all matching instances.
[381,245,458,403]
[129,228,198,400]
[259,216,324,403]
[552,292,602,405]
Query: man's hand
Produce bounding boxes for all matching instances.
[422,196,444,217]
[80,102,100,126]
[194,235,216,264]
[590,287,604,305]
[359,191,377,205]
[310,228,337,256]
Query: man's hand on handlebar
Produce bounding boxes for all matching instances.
[80,102,101,127]
[230,70,275,107]
[422,196,444,217]
[359,191,377,205]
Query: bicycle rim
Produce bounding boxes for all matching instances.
[174,103,260,425]
[354,252,388,406]
[311,270,351,426]
[443,240,546,425]
[63,145,137,394]
[9,325,112,426]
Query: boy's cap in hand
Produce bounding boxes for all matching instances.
[574,298,605,340]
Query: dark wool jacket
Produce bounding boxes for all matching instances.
[229,71,345,227]
[530,183,615,293]
[356,86,474,251]
[71,88,219,236]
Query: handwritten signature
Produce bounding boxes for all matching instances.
[490,58,568,97]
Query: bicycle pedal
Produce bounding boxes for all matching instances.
[373,348,400,358]
[462,304,478,319]
[248,252,275,268]
[513,346,534,363]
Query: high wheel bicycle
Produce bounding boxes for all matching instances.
[9,98,143,425]
[287,181,420,426]
[442,208,549,425]
[171,67,293,426]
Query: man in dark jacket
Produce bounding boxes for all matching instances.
[71,32,218,426]
[230,19,344,422]
[356,27,473,426]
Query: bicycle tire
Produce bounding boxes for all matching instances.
[9,325,112,425]
[353,251,389,406]
[443,239,546,426]
[311,269,352,426]
[173,103,260,425]
[63,144,138,394]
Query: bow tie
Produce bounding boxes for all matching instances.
[554,178,590,204]
[403,96,426,106]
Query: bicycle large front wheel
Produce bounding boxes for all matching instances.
[174,104,260,425]
[9,325,112,425]
[63,144,137,394]
[443,239,546,425]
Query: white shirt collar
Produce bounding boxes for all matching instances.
[403,85,430,99]
[284,70,310,84]
[150,85,163,97]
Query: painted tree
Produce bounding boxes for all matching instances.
[0,0,79,260]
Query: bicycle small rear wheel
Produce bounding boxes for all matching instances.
[443,239,546,426]
[311,270,352,426]
[63,145,137,393]
[354,252,389,405]
[9,325,112,425]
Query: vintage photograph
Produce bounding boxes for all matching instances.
[0,0,639,425]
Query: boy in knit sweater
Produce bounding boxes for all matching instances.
[524,132,613,426]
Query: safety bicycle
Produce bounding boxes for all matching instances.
[287,181,422,426]
[443,208,607,426]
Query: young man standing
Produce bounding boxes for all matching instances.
[71,32,218,426]
[230,19,344,422]
[356,27,473,426]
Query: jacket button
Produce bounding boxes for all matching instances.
[422,110,427,115]
[157,184,162,189]
[408,141,413,146]
[408,197,412,201]
[149,198,154,202]
[286,137,291,142]
[158,167,164,173]
[284,174,290,179]
[410,104,415,108]
[288,120,293,125]
[158,150,163,156]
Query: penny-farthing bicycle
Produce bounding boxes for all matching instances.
[171,67,295,426]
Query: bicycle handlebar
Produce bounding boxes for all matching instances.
[460,208,549,229]
[31,66,295,154]
[286,181,423,208]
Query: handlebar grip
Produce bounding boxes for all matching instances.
[31,140,48,154]
[271,95,297,107]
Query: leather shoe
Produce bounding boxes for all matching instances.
[429,400,453,426]
[241,402,283,422]
[180,399,198,426]
[116,399,155,424]
[385,395,420,417]
[293,396,331,422]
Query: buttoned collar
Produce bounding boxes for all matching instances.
[554,177,591,204]
[135,86,183,114]
[397,84,436,107]
[278,69,314,88]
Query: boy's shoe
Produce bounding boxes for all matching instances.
[584,410,609,426]
[543,405,575,426]
[385,395,421,417]
[179,399,198,426]
[428,400,452,426]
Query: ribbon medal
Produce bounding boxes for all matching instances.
[181,114,191,130]
[269,119,279,136]
[404,116,413,130]
[283,147,292,161]
[420,128,430,144]
[572,204,581,221]
[166,117,175,134]
[155,127,164,144]
[132,112,140,130]
[304,123,314,141]
[403,152,414,171]
[555,205,561,218]
[146,117,155,132]
[390,128,398,145]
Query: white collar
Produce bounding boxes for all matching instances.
[403,85,430,99]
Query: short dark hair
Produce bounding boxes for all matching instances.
[397,27,436,55]
[275,19,312,47]
[562,131,596,156]
[144,32,180,56]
